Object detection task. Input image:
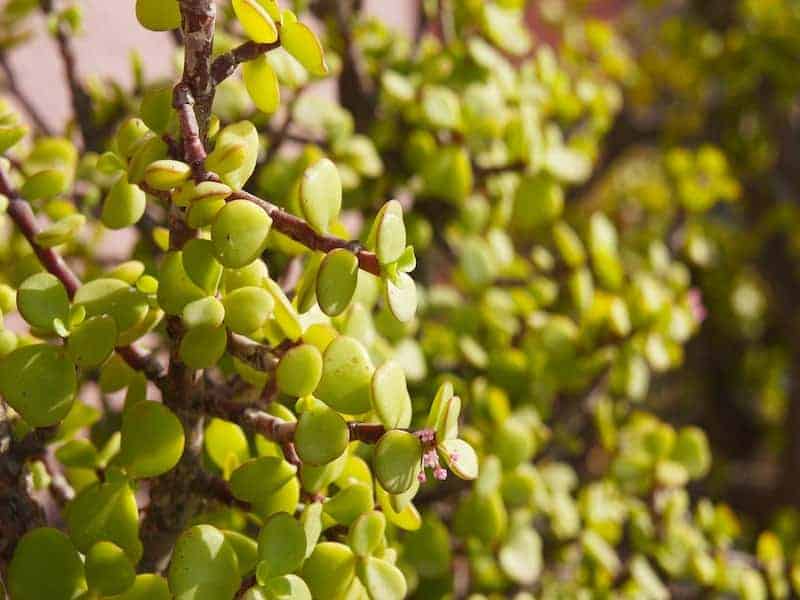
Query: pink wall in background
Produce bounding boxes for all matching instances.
[4,0,415,131]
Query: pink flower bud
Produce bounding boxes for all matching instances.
[434,467,447,480]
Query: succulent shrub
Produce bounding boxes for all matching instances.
[0,1,797,599]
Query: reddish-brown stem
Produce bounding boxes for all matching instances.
[178,0,216,140]
[215,403,431,448]
[0,165,166,381]
[173,83,208,178]
[210,40,282,86]
[229,189,381,276]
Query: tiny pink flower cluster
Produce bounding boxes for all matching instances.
[688,288,707,323]
[418,447,450,483]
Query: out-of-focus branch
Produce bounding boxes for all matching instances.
[0,53,53,135]
[39,0,101,150]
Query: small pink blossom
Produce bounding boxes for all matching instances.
[417,471,427,483]
[688,288,707,323]
[434,467,448,481]
[422,449,438,468]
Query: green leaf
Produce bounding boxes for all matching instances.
[212,200,273,268]
[259,574,311,600]
[301,542,355,599]
[109,574,171,600]
[324,481,373,526]
[422,86,463,131]
[498,527,542,585]
[374,430,422,495]
[143,160,191,191]
[182,296,226,329]
[316,336,374,414]
[281,22,328,77]
[34,213,85,248]
[8,528,86,600]
[205,418,250,471]
[135,0,180,31]
[230,456,297,503]
[179,324,228,368]
[65,480,142,562]
[75,277,149,333]
[347,511,385,558]
[21,168,69,200]
[232,0,278,43]
[86,541,136,596]
[243,56,280,114]
[182,238,224,295]
[401,515,451,577]
[206,121,259,190]
[295,403,349,466]
[223,530,259,577]
[300,158,341,234]
[56,439,99,469]
[357,556,407,600]
[102,174,147,229]
[370,360,412,429]
[374,201,406,266]
[119,401,185,479]
[316,249,359,317]
[0,344,76,427]
[276,344,323,398]
[17,272,69,332]
[263,277,303,341]
[67,315,118,368]
[438,438,478,480]
[257,512,307,579]
[375,484,421,531]
[168,525,241,600]
[223,286,275,334]
[383,272,417,324]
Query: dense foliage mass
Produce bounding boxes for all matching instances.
[0,0,798,598]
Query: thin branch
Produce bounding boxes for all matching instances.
[40,0,100,150]
[229,188,381,276]
[210,39,282,86]
[0,53,53,135]
[473,160,527,179]
[332,0,376,131]
[210,400,432,448]
[0,164,167,382]
[263,87,307,165]
[227,332,281,372]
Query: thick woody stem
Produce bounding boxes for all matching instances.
[229,189,381,275]
[0,415,55,573]
[0,166,165,380]
[178,0,217,140]
[140,0,216,572]
[172,83,208,178]
[210,40,282,86]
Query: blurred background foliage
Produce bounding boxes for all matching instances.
[2,0,800,598]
